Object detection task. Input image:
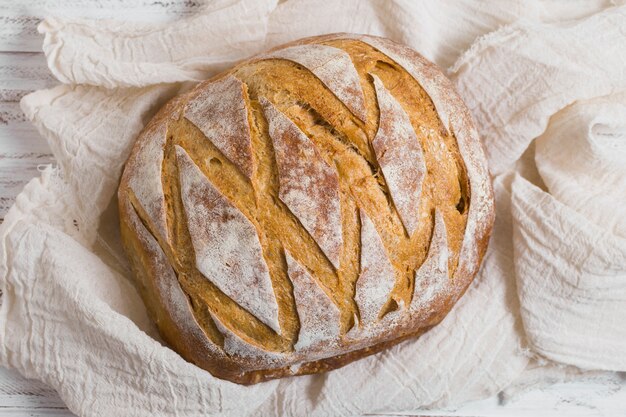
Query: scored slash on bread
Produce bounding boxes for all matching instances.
[118,33,495,384]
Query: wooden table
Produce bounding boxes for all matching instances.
[1,1,625,415]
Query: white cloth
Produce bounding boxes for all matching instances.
[1,1,625,416]
[451,8,626,369]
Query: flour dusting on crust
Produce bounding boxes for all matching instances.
[411,209,449,311]
[127,122,169,242]
[286,254,341,351]
[355,209,396,326]
[371,74,426,236]
[261,97,342,268]
[262,44,367,122]
[184,75,254,178]
[210,313,283,365]
[352,36,452,133]
[126,203,220,355]
[175,146,280,333]
[353,34,495,285]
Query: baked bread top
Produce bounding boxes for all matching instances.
[118,33,495,384]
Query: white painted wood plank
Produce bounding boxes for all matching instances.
[0,52,54,220]
[0,52,56,102]
[0,0,204,52]
[0,101,53,219]
[0,102,51,152]
[0,412,74,417]
[439,377,626,417]
[0,368,70,413]
[0,155,53,217]
[0,14,41,53]
[0,411,74,416]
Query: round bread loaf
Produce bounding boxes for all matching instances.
[118,33,495,384]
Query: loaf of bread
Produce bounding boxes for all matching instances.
[118,33,495,384]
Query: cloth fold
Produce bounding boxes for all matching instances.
[2,1,626,416]
[40,0,277,88]
[512,174,626,370]
[451,6,626,174]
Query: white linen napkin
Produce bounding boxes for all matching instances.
[1,1,625,416]
[451,9,626,369]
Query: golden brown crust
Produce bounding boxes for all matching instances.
[118,34,495,384]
